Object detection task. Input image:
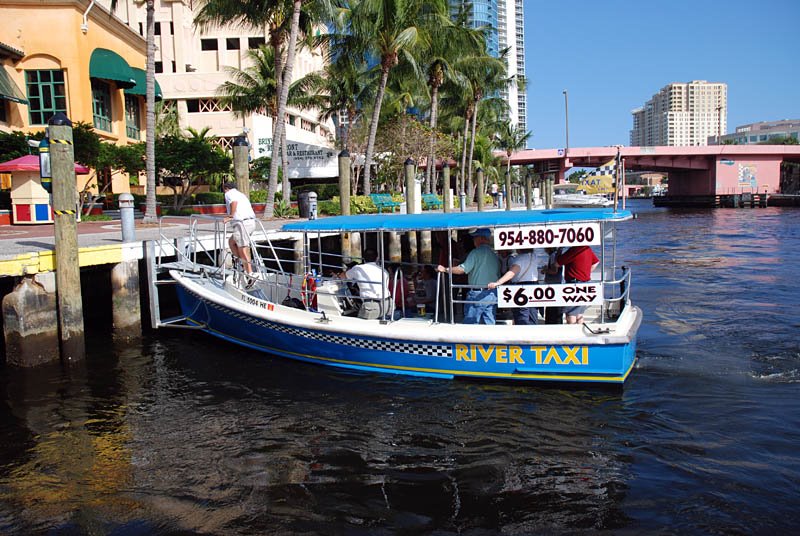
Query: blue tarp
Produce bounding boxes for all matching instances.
[282,208,633,233]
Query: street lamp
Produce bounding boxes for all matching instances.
[563,89,569,155]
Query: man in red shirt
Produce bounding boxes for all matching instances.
[555,246,600,324]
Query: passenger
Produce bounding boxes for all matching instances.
[488,247,542,325]
[555,245,599,324]
[344,248,392,319]
[490,182,499,207]
[541,247,564,324]
[414,265,439,315]
[222,181,256,276]
[437,228,500,324]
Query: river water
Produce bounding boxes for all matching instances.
[1,199,799,534]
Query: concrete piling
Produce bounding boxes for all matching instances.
[2,274,59,367]
[111,261,141,339]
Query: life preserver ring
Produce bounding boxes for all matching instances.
[301,273,318,310]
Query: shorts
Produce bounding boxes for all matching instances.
[231,219,256,247]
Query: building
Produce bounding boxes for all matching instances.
[630,81,727,147]
[0,0,149,195]
[718,119,800,145]
[451,0,527,133]
[101,0,337,181]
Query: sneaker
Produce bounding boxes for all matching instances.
[244,274,258,290]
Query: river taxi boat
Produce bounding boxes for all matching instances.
[158,209,642,384]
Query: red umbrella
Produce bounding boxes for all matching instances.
[0,154,90,174]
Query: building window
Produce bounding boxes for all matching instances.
[185,98,232,113]
[154,22,161,35]
[138,22,143,36]
[0,101,6,123]
[226,38,240,50]
[248,37,266,49]
[155,61,163,74]
[170,22,174,35]
[91,80,113,132]
[171,60,176,73]
[125,94,141,139]
[201,39,218,51]
[25,69,67,125]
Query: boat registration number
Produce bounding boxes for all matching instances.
[497,283,603,308]
[494,223,600,250]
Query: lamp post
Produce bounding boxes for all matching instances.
[563,89,569,155]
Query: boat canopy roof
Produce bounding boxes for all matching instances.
[282,208,633,233]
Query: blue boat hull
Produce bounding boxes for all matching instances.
[174,284,638,384]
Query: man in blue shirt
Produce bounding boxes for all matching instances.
[437,228,500,324]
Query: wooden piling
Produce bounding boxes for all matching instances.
[233,136,250,197]
[111,261,141,340]
[49,114,85,362]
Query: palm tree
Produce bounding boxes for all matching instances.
[495,122,531,209]
[350,0,439,194]
[217,45,279,118]
[421,8,481,194]
[458,53,508,202]
[291,54,374,152]
[142,0,158,224]
[195,0,326,217]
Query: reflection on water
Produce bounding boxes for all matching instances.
[1,199,799,534]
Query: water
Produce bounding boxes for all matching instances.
[1,199,799,534]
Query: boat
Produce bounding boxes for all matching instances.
[158,208,642,384]
[553,183,613,208]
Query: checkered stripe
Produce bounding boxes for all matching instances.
[189,289,453,358]
[589,165,615,176]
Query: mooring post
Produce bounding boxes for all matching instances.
[49,112,85,362]
[404,158,417,263]
[338,150,352,262]
[525,169,532,210]
[442,160,451,213]
[233,135,249,198]
[476,167,485,212]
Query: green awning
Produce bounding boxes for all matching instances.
[0,67,27,104]
[125,67,163,101]
[89,48,136,88]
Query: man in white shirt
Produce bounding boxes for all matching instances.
[488,247,542,325]
[345,248,392,319]
[223,182,256,275]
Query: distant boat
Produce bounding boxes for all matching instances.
[553,183,613,208]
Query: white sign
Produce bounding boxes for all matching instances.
[250,114,338,178]
[493,222,601,251]
[498,283,603,309]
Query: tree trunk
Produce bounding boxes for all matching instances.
[425,84,439,194]
[362,66,390,195]
[266,0,301,218]
[467,108,478,203]
[142,0,157,224]
[460,107,470,196]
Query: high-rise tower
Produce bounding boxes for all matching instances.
[451,0,527,132]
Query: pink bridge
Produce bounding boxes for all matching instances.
[508,145,800,202]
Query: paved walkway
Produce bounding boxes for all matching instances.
[0,215,288,277]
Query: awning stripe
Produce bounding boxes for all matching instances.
[0,67,28,104]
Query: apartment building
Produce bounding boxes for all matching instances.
[630,81,727,147]
[718,119,800,145]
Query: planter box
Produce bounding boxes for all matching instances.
[139,203,162,216]
[82,205,104,216]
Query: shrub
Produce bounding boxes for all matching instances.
[196,192,225,204]
[249,190,267,203]
[163,208,195,216]
[81,214,112,222]
[318,200,340,216]
[327,195,377,215]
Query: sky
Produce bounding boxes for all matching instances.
[522,0,799,150]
